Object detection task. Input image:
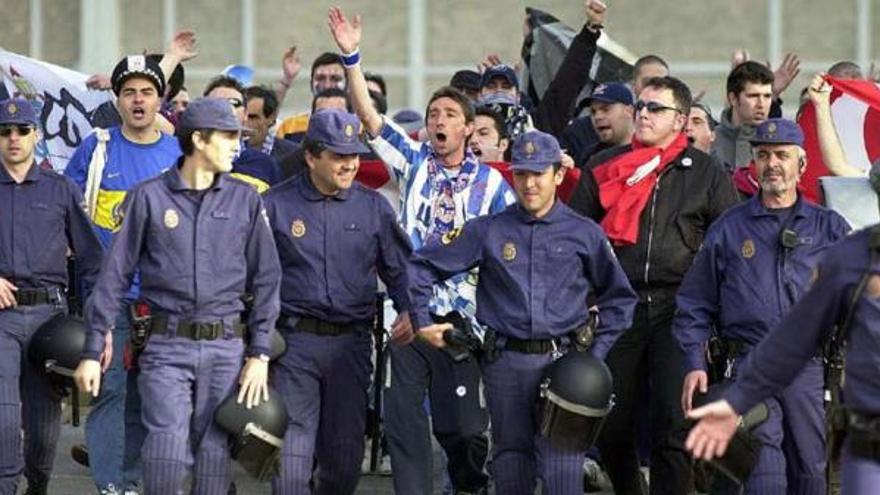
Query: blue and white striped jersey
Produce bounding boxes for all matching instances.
[369,118,515,330]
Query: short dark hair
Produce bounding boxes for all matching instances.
[203,75,244,97]
[634,54,669,74]
[243,86,279,117]
[475,106,506,139]
[827,60,863,79]
[369,89,388,115]
[310,52,344,78]
[643,76,693,115]
[176,127,216,156]
[726,61,774,97]
[301,137,327,159]
[311,87,350,113]
[425,86,475,124]
[364,71,387,96]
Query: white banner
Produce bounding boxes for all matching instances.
[0,49,111,171]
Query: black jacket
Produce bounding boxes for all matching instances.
[568,143,738,292]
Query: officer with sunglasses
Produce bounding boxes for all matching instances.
[0,98,103,494]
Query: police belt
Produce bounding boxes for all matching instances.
[278,315,360,336]
[847,410,880,461]
[14,286,64,306]
[151,315,245,341]
[503,336,565,354]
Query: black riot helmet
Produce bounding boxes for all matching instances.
[539,351,614,451]
[215,387,289,482]
[691,383,768,486]
[27,314,88,385]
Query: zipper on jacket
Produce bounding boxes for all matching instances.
[643,167,673,286]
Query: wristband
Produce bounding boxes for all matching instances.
[342,49,361,68]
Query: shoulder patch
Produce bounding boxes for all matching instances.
[441,227,462,245]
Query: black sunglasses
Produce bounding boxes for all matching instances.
[634,100,681,114]
[227,98,244,109]
[0,125,34,137]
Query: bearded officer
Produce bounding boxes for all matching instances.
[74,97,281,495]
[408,130,637,494]
[0,98,102,495]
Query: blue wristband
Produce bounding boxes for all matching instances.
[342,49,361,68]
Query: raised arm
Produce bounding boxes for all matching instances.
[809,74,864,177]
[328,7,383,136]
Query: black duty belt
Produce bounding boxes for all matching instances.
[151,315,245,341]
[848,411,880,461]
[504,336,560,354]
[14,287,64,306]
[279,315,358,336]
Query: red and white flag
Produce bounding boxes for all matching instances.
[798,75,880,203]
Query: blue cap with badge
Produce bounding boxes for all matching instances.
[481,64,519,90]
[586,82,634,106]
[749,118,804,147]
[305,109,369,155]
[0,98,39,127]
[510,130,562,172]
[178,97,243,132]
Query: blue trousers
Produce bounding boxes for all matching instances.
[85,309,145,493]
[270,330,372,495]
[841,441,880,495]
[0,303,65,495]
[137,332,243,495]
[481,350,586,495]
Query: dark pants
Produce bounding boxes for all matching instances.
[481,350,587,494]
[385,339,489,494]
[138,331,244,495]
[270,329,372,495]
[0,303,65,495]
[598,297,692,495]
[841,440,880,495]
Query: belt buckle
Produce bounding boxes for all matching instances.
[194,323,221,340]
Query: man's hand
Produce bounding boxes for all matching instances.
[390,311,414,345]
[167,29,199,63]
[85,74,112,90]
[237,357,269,409]
[560,152,575,170]
[478,54,504,73]
[730,48,750,69]
[416,323,452,348]
[585,0,607,29]
[0,277,18,309]
[685,400,739,461]
[74,359,103,397]
[681,370,708,414]
[771,53,801,98]
[281,46,302,86]
[99,331,114,372]
[328,7,362,54]
[807,73,832,108]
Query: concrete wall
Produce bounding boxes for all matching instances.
[0,0,875,117]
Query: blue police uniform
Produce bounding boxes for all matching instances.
[83,98,281,495]
[408,131,637,494]
[675,119,850,494]
[263,110,412,494]
[0,98,103,494]
[717,223,880,495]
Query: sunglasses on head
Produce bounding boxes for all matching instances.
[0,125,34,137]
[227,98,244,109]
[634,100,681,114]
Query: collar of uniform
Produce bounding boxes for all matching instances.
[514,199,563,224]
[165,159,225,192]
[0,161,41,183]
[297,172,352,202]
[748,193,808,219]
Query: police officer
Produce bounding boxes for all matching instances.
[686,218,880,495]
[673,118,850,493]
[408,130,638,494]
[262,109,412,494]
[73,98,281,495]
[0,98,102,495]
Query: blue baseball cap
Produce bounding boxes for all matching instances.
[481,64,519,90]
[178,97,242,131]
[750,118,804,147]
[586,82,634,106]
[305,109,369,155]
[510,130,562,172]
[0,98,39,127]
